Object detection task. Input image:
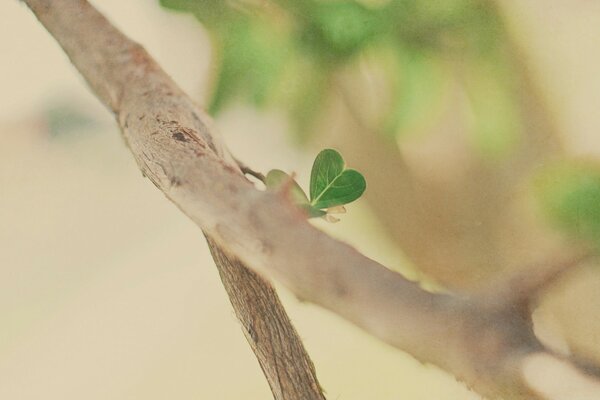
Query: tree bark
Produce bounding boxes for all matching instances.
[206,236,324,399]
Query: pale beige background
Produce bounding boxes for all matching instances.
[1,1,599,399]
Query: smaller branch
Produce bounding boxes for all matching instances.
[205,235,325,400]
[473,249,594,311]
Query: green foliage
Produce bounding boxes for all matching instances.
[265,149,366,219]
[158,0,231,27]
[380,45,446,138]
[309,149,366,209]
[299,1,384,60]
[210,19,288,114]
[280,60,331,141]
[535,163,600,245]
[159,0,521,151]
[464,57,521,158]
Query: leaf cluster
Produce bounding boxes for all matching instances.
[265,149,366,220]
[159,0,521,150]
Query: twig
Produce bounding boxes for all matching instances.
[236,157,266,183]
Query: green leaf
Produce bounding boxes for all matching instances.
[535,162,600,245]
[266,169,309,204]
[299,0,384,61]
[209,20,287,114]
[278,58,331,142]
[159,0,195,12]
[463,56,521,159]
[159,0,231,28]
[309,149,366,209]
[310,149,344,200]
[265,169,326,218]
[382,45,446,138]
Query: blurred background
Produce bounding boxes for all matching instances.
[2,0,600,398]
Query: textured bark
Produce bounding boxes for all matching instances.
[20,0,600,399]
[206,236,324,400]
[21,1,325,399]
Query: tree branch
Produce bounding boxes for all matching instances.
[20,0,600,399]
[473,249,594,311]
[21,1,325,399]
[205,235,324,399]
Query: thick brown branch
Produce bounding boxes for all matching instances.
[21,1,325,399]
[20,0,600,399]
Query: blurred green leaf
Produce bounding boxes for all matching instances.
[210,19,288,113]
[464,57,521,159]
[159,0,513,154]
[275,58,331,141]
[159,0,231,27]
[535,163,600,245]
[309,149,366,209]
[383,46,446,138]
[300,1,385,61]
[159,0,195,11]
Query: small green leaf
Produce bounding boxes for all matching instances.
[309,149,366,209]
[310,149,344,200]
[265,169,326,218]
[265,169,310,205]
